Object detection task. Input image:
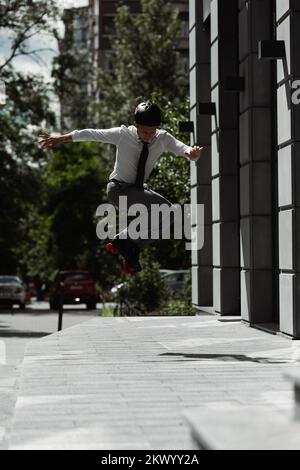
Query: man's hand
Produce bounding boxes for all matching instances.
[185,146,204,162]
[39,132,71,149]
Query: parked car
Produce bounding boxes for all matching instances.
[49,270,99,310]
[0,276,26,309]
[160,270,190,298]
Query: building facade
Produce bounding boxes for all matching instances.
[88,0,189,74]
[190,0,300,339]
[59,6,91,129]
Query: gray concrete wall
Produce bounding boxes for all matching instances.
[190,0,300,337]
[276,1,300,338]
[210,0,240,315]
[189,0,213,307]
[239,0,275,324]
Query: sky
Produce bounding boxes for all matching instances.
[0,0,89,82]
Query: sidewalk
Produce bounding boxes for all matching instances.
[7,314,300,450]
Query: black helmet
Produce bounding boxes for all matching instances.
[134,101,163,126]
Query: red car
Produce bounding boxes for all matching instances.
[49,270,98,310]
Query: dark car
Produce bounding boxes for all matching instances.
[49,271,99,310]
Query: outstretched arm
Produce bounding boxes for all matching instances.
[165,133,204,162]
[39,127,122,149]
[184,145,204,162]
[39,132,72,149]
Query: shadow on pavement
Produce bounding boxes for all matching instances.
[0,308,100,315]
[159,352,287,365]
[0,330,50,338]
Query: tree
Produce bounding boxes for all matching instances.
[47,0,192,280]
[0,0,58,75]
[115,0,186,97]
[95,0,188,127]
[40,142,121,288]
[0,66,56,275]
[94,0,192,269]
[0,0,58,276]
[52,46,94,132]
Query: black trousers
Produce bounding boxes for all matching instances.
[106,181,174,248]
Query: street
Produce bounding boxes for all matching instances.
[0,300,105,450]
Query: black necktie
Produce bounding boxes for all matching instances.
[135,141,149,188]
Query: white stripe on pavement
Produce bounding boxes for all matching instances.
[0,341,6,365]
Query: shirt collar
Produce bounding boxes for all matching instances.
[129,125,160,144]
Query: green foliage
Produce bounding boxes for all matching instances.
[101,306,120,317]
[164,269,195,316]
[142,92,192,270]
[0,0,193,295]
[162,300,196,316]
[13,204,54,280]
[115,262,195,317]
[116,259,169,315]
[52,13,95,131]
[48,0,192,281]
[13,139,124,287]
[0,67,56,275]
[96,0,188,127]
[113,0,185,100]
[147,92,191,205]
[34,142,121,288]
[161,268,195,316]
[0,0,58,275]
[0,0,59,75]
[0,68,56,162]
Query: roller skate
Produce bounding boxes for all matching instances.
[105,238,142,275]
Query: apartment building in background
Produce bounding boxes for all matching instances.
[59,5,90,129]
[88,0,189,75]
[60,1,189,127]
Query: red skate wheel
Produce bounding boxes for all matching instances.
[106,243,119,255]
[122,261,136,275]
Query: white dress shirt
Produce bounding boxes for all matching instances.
[70,125,191,184]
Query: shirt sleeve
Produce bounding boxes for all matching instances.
[70,127,122,145]
[164,132,191,157]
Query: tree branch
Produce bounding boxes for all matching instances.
[0,7,56,73]
[14,48,56,67]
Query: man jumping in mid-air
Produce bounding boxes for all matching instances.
[39,101,203,274]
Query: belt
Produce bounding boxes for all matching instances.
[109,178,147,188]
[109,178,127,184]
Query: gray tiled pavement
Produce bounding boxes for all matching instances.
[7,315,300,450]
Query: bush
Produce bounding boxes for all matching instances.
[162,300,195,316]
[162,271,195,316]
[116,259,169,315]
[114,257,196,316]
[101,306,120,317]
